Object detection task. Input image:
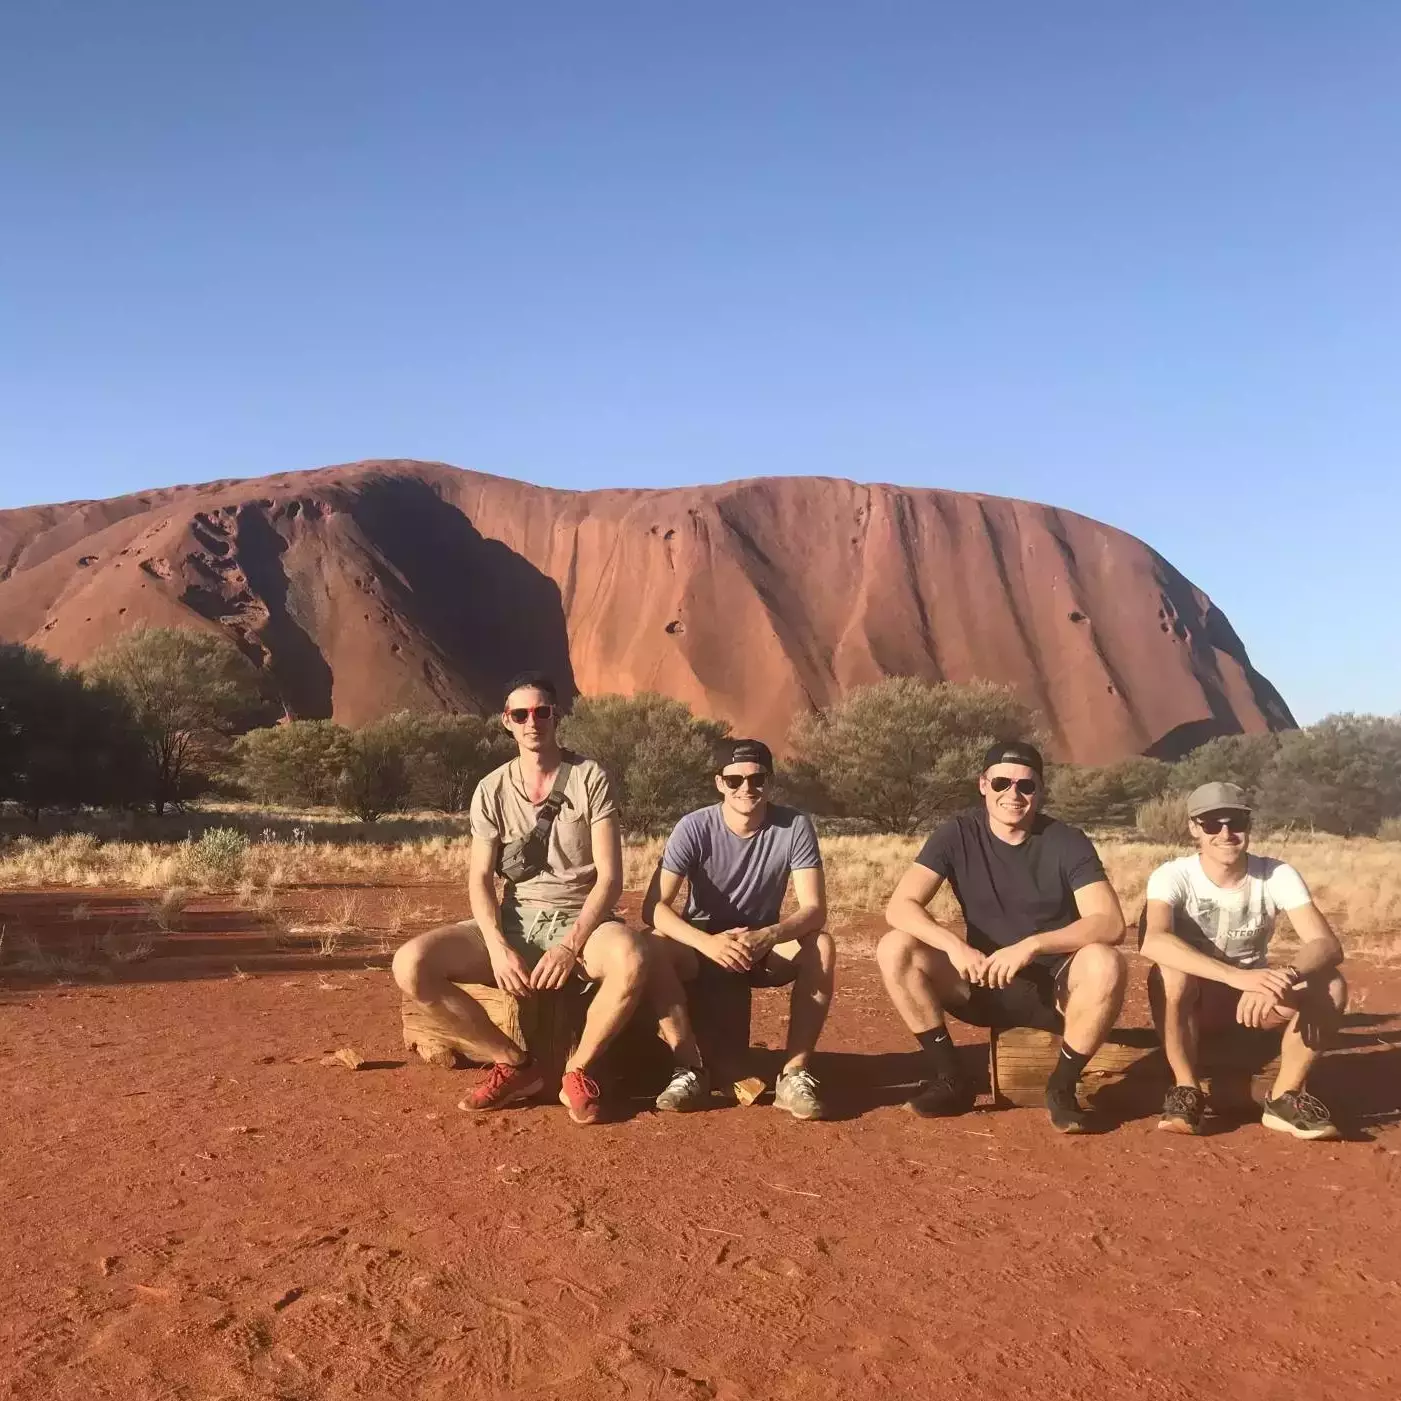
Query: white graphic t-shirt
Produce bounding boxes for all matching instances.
[1145,855,1313,968]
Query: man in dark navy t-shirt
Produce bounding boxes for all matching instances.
[878,741,1127,1133]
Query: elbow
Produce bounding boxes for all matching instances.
[1105,914,1128,948]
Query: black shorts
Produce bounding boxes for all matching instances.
[947,956,1071,1033]
[688,916,799,989]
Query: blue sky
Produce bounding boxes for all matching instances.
[2,2,1397,723]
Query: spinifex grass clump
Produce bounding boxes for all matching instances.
[183,827,250,889]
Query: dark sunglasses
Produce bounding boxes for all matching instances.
[720,772,768,792]
[506,704,556,724]
[988,775,1039,796]
[1196,814,1250,835]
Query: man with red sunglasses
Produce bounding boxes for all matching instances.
[1139,782,1347,1140]
[643,739,834,1119]
[878,741,1127,1133]
[392,671,648,1126]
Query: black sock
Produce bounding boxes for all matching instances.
[1048,1043,1090,1093]
[915,1027,962,1081]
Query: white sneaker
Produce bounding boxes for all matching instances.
[655,1065,711,1112]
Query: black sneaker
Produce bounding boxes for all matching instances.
[1261,1090,1340,1141]
[906,1074,976,1118]
[1045,1081,1090,1134]
[1157,1085,1206,1136]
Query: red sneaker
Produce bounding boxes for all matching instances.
[559,1068,602,1125]
[458,1060,544,1111]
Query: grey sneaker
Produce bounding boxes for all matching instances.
[774,1067,826,1121]
[1261,1089,1340,1141]
[655,1065,711,1112]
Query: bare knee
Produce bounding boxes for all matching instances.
[391,935,435,1001]
[876,928,917,979]
[1154,963,1197,1005]
[804,928,837,974]
[598,927,647,994]
[1073,943,1127,1001]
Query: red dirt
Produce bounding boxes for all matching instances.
[2,888,1398,1401]
[0,462,1291,761]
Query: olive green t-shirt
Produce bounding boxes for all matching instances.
[468,751,617,912]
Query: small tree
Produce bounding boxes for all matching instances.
[336,721,413,821]
[234,720,354,807]
[0,643,146,817]
[402,712,515,812]
[788,677,1040,833]
[1255,714,1401,836]
[87,626,272,814]
[1169,733,1283,796]
[1048,756,1172,827]
[561,693,730,834]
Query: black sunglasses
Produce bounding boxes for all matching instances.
[720,772,768,792]
[1196,814,1250,835]
[506,704,556,724]
[988,775,1039,796]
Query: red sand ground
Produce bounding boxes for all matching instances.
[2,888,1398,1400]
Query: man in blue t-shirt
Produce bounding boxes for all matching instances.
[643,739,834,1120]
[878,741,1128,1133]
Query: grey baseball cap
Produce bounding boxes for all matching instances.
[1186,781,1252,818]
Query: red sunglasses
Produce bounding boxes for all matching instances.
[506,704,556,724]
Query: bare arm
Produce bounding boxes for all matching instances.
[567,814,624,953]
[468,833,506,945]
[643,863,759,973]
[1028,879,1126,954]
[1280,901,1345,980]
[1139,899,1293,996]
[884,863,965,958]
[746,865,826,956]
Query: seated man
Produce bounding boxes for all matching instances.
[643,739,835,1120]
[878,741,1127,1133]
[1140,781,1347,1140]
[392,671,648,1126]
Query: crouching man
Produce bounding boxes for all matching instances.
[392,672,648,1125]
[643,739,836,1120]
[878,742,1127,1133]
[1140,782,1346,1140]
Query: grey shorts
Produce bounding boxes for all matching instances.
[497,903,580,968]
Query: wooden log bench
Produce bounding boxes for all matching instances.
[989,1025,1281,1113]
[400,961,759,1101]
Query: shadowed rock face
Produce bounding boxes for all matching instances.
[0,460,1293,761]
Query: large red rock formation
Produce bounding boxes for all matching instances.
[0,461,1292,762]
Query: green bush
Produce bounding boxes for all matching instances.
[336,722,413,821]
[185,826,249,887]
[1254,714,1401,835]
[1048,757,1172,827]
[234,720,353,806]
[788,678,1040,834]
[1378,817,1401,842]
[561,693,730,834]
[1135,792,1189,844]
[1169,733,1282,796]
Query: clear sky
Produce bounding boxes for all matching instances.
[2,3,1397,723]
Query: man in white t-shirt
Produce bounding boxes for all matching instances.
[1139,782,1347,1140]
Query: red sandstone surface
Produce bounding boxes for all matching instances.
[0,884,1396,1400]
[0,462,1292,761]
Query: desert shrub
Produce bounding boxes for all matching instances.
[336,721,414,821]
[0,643,147,817]
[1135,792,1190,844]
[1048,757,1173,827]
[233,720,353,806]
[185,826,249,887]
[86,626,273,814]
[399,712,514,812]
[1378,817,1401,843]
[788,678,1040,834]
[561,693,730,834]
[1169,733,1283,796]
[1255,714,1401,835]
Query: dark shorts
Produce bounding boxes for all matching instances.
[688,915,799,989]
[946,956,1072,1033]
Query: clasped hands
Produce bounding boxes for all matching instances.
[488,929,583,997]
[704,926,777,973]
[949,938,1038,989]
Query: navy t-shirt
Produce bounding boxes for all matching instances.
[914,809,1106,965]
[661,804,822,929]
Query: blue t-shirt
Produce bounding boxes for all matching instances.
[661,804,822,929]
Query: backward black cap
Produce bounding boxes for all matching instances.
[981,740,1044,776]
[716,738,774,773]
